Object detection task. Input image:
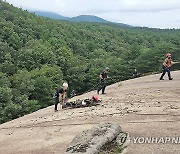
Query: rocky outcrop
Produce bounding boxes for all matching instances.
[65,123,126,154]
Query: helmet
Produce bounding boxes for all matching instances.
[105,67,109,71]
[63,82,68,88]
[166,53,171,57]
[92,95,98,102]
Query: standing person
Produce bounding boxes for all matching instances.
[97,67,110,94]
[54,82,68,111]
[160,53,175,80]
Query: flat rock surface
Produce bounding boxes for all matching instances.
[0,71,180,154]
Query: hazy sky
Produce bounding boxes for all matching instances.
[4,0,180,28]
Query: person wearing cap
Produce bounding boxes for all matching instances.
[160,53,175,80]
[54,82,68,111]
[97,67,110,94]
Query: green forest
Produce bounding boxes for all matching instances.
[0,0,180,124]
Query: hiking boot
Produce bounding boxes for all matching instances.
[169,78,173,80]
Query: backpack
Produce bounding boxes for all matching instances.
[53,91,59,99]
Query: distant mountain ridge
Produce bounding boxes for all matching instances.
[71,15,108,23]
[29,10,69,20]
[30,10,131,27]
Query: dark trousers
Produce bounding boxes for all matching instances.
[54,98,59,110]
[97,80,106,94]
[160,66,171,79]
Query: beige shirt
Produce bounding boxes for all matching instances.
[163,58,172,67]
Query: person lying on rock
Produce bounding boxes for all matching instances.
[62,95,101,109]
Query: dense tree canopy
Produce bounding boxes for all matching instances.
[0,0,180,123]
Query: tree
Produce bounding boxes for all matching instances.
[11,70,35,97]
[0,87,12,123]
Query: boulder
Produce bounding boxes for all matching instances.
[66,123,121,154]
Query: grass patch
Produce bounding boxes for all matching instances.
[118,82,123,87]
[99,140,125,154]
